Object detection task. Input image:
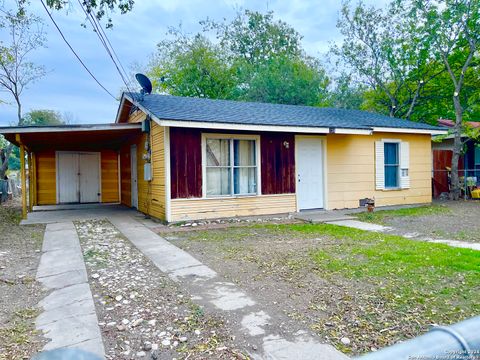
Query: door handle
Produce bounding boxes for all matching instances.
[298,174,301,183]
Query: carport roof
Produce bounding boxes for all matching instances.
[0,123,142,151]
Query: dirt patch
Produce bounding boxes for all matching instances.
[0,200,47,360]
[163,224,479,356]
[75,219,247,359]
[382,201,480,242]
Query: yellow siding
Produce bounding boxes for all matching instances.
[101,150,119,203]
[137,123,166,219]
[170,194,297,222]
[125,120,166,220]
[325,132,432,209]
[128,110,146,123]
[36,151,56,205]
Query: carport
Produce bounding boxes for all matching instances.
[0,123,142,219]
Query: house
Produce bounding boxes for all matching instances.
[432,119,480,197]
[0,94,446,221]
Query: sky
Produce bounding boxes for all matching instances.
[0,0,383,126]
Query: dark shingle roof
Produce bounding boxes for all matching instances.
[125,93,442,131]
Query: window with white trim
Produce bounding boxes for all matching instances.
[384,142,399,188]
[205,137,258,197]
[375,140,410,190]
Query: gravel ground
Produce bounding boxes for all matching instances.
[75,219,247,360]
[385,201,480,242]
[165,229,356,353]
[0,200,47,360]
[147,214,299,235]
[164,223,479,356]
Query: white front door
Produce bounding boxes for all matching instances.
[130,145,138,208]
[296,137,325,210]
[57,152,100,204]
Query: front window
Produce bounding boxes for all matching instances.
[384,142,399,188]
[205,137,258,196]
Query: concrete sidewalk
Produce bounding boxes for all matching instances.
[35,222,104,358]
[109,215,348,360]
[327,218,480,251]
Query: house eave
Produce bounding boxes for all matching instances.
[0,123,142,134]
[372,127,447,135]
[156,119,332,134]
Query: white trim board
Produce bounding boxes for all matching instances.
[373,127,447,135]
[0,124,141,134]
[164,127,172,222]
[158,119,331,134]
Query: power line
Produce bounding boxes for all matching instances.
[40,0,117,100]
[76,0,134,94]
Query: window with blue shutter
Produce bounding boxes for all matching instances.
[384,142,399,188]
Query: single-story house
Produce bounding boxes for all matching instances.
[432,119,480,197]
[0,93,446,221]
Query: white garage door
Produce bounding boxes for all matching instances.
[57,152,101,204]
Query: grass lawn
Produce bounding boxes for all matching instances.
[355,204,451,224]
[168,222,480,355]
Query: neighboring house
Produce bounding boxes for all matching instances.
[432,119,480,197]
[0,94,445,221]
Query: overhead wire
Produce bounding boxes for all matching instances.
[76,0,134,95]
[40,0,117,100]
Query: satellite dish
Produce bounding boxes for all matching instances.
[135,73,152,95]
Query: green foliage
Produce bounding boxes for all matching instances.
[326,73,366,109]
[203,10,303,65]
[149,33,236,99]
[0,136,19,171]
[22,109,65,126]
[332,1,440,119]
[241,56,329,106]
[147,10,329,107]
[46,0,134,28]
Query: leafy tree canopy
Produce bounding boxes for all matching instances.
[23,109,65,125]
[46,0,134,28]
[147,10,329,107]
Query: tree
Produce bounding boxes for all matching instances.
[46,0,134,28]
[148,33,236,99]
[243,55,329,106]
[147,10,330,106]
[0,0,46,179]
[23,109,65,125]
[203,10,303,65]
[332,1,441,119]
[327,73,366,110]
[412,0,480,200]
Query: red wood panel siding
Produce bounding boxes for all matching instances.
[432,149,464,197]
[261,133,295,194]
[170,127,202,199]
